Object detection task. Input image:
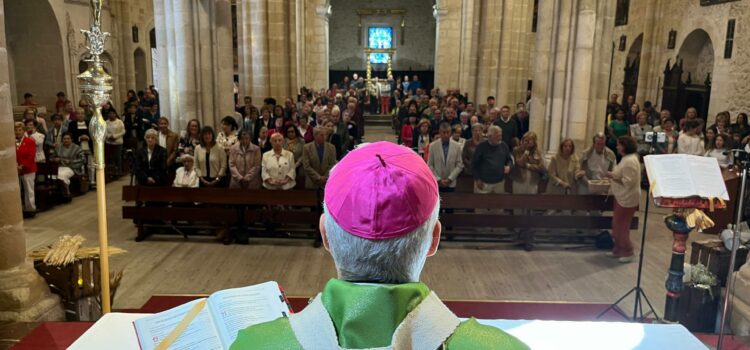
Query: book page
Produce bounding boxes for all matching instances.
[644,154,697,198]
[687,155,730,200]
[207,281,291,348]
[133,298,223,350]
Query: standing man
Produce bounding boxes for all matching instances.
[472,126,513,194]
[428,123,464,192]
[408,75,422,95]
[512,102,530,139]
[486,96,497,111]
[493,105,519,148]
[302,127,337,189]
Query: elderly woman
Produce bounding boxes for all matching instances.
[606,136,641,263]
[173,154,200,188]
[134,129,168,186]
[15,122,37,212]
[195,126,227,187]
[216,116,239,152]
[548,138,583,195]
[262,133,296,190]
[229,130,262,189]
[283,124,304,168]
[53,133,85,196]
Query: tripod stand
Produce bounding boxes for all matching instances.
[597,187,661,321]
[597,133,661,322]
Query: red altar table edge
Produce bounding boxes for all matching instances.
[12,295,750,350]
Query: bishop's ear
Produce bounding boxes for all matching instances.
[427,220,442,257]
[319,214,330,252]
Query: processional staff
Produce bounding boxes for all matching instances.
[78,0,113,314]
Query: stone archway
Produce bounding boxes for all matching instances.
[134,48,148,90]
[678,29,714,119]
[622,33,643,105]
[661,29,714,121]
[678,29,714,85]
[4,0,66,109]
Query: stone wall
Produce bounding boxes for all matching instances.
[328,0,436,71]
[610,0,750,123]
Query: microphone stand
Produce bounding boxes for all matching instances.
[717,149,749,349]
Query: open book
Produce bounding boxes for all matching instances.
[643,154,729,201]
[133,281,291,350]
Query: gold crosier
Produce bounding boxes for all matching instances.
[77,0,113,314]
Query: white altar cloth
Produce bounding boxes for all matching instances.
[69,312,709,349]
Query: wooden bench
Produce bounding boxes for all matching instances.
[122,186,322,243]
[439,193,639,245]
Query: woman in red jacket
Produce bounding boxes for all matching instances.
[15,122,36,213]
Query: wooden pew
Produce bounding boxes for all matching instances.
[439,193,639,245]
[122,186,321,243]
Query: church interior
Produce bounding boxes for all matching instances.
[2,0,750,348]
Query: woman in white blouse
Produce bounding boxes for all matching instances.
[173,154,200,188]
[261,133,296,190]
[216,116,239,153]
[105,110,126,174]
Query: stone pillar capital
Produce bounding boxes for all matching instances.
[432,5,448,22]
[316,4,332,22]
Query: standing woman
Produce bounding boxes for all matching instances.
[512,131,545,250]
[607,109,629,154]
[255,126,273,154]
[655,119,678,154]
[547,138,583,195]
[216,116,239,153]
[105,110,125,174]
[606,136,641,263]
[15,122,37,214]
[229,130,262,189]
[194,126,227,187]
[415,119,432,160]
[262,133,296,190]
[283,124,304,169]
[177,119,202,162]
[462,123,485,176]
[512,132,545,195]
[298,116,314,143]
[732,112,749,140]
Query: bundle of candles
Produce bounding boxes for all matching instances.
[28,235,126,266]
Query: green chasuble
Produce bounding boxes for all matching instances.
[230,279,529,349]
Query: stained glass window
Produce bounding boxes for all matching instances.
[368,27,392,64]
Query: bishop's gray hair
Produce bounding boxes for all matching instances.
[324,203,440,284]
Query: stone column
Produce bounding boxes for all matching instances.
[117,0,136,91]
[0,0,63,322]
[530,0,614,154]
[154,0,234,130]
[153,0,172,119]
[634,0,657,106]
[303,2,330,91]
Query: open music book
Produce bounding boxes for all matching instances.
[643,154,729,201]
[133,281,290,350]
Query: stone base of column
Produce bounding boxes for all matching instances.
[0,263,64,322]
[730,265,750,336]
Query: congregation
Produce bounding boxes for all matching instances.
[15,74,748,257]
